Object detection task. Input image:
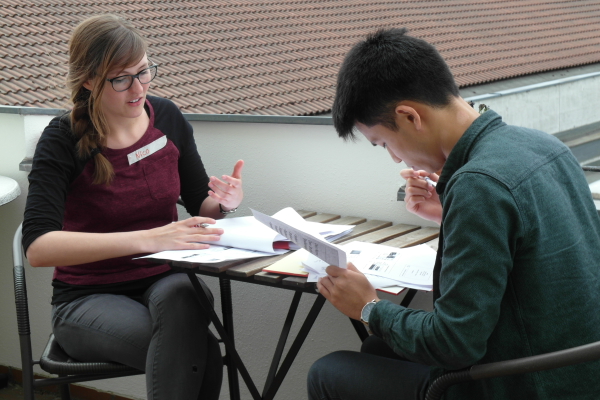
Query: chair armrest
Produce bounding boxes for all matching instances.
[470,340,600,380]
[425,340,600,400]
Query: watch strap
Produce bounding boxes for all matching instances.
[219,203,237,214]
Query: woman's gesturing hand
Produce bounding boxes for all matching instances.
[208,159,244,211]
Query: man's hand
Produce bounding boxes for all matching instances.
[400,168,442,224]
[317,262,379,320]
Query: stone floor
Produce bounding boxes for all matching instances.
[0,383,63,399]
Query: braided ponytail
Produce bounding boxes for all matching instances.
[66,14,147,185]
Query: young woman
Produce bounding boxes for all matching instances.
[22,14,244,400]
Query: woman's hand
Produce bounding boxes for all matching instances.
[142,217,224,253]
[27,217,225,267]
[208,159,244,211]
[400,169,442,224]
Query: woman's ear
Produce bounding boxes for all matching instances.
[82,80,93,91]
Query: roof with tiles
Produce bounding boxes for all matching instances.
[2,0,600,115]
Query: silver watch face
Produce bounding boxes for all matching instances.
[361,301,376,324]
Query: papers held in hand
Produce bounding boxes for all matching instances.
[264,241,437,294]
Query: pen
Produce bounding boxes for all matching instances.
[424,176,437,188]
[411,167,437,187]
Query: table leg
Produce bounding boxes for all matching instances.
[262,291,302,397]
[349,318,370,342]
[400,289,418,308]
[262,295,326,400]
[219,276,241,400]
[186,272,261,400]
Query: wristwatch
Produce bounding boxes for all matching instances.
[360,299,380,326]
[219,203,237,214]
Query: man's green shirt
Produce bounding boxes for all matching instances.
[370,110,600,399]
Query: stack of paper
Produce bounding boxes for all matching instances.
[203,207,354,253]
[138,245,277,264]
[311,222,354,243]
[139,207,354,264]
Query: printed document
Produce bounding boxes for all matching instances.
[302,241,436,291]
[251,209,348,267]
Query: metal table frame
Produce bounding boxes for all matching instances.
[171,265,419,400]
[162,210,438,400]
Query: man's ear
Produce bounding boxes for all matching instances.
[394,104,422,131]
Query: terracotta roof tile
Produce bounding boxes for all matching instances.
[3,0,600,115]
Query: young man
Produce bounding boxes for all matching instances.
[308,28,600,400]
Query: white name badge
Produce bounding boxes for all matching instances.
[127,136,167,165]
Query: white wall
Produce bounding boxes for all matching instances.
[466,73,600,135]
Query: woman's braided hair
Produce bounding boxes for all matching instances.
[67,14,147,184]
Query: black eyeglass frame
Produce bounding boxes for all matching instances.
[106,64,159,92]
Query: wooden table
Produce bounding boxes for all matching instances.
[164,210,439,400]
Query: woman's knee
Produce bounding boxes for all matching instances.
[145,273,213,309]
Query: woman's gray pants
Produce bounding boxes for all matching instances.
[52,273,222,400]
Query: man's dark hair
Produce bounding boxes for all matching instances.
[332,28,459,139]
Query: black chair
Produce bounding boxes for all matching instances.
[424,339,600,400]
[12,223,143,399]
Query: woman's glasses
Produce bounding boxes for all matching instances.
[106,64,158,92]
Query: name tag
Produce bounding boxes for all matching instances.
[127,136,167,165]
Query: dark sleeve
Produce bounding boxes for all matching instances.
[369,174,521,369]
[22,115,87,253]
[150,96,210,216]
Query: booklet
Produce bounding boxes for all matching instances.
[251,208,348,267]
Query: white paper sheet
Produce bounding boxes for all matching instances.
[200,216,289,254]
[302,241,436,291]
[197,208,354,254]
[308,221,354,242]
[138,244,277,263]
[140,207,355,264]
[251,208,348,267]
[349,242,436,291]
[298,248,406,294]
